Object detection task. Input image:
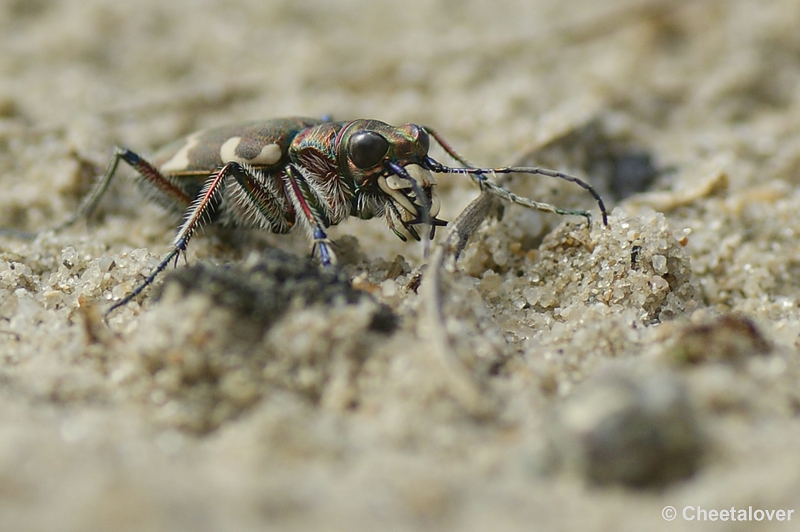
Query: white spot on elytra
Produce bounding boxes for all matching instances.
[251,143,282,165]
[219,136,243,164]
[160,130,203,173]
[220,137,282,166]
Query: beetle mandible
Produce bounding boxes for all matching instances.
[57,117,608,316]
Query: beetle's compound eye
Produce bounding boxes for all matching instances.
[348,131,390,169]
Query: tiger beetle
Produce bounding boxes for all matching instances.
[55,117,608,317]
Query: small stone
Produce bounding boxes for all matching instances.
[669,314,770,365]
[548,367,706,488]
[651,254,667,275]
[97,255,116,272]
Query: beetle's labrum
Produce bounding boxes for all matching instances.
[54,117,608,317]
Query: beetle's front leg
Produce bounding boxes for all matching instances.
[283,165,336,266]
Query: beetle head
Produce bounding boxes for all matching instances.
[337,120,444,238]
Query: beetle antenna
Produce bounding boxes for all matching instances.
[424,157,607,227]
[423,126,607,226]
[422,126,476,168]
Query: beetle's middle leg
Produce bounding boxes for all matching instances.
[55,148,194,232]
